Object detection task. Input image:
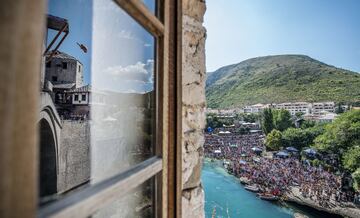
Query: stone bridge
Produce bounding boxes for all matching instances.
[38,92,90,199]
[39,92,62,198]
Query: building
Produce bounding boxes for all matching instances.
[275,102,311,116]
[43,50,92,120]
[312,102,335,115]
[67,85,91,105]
[240,101,337,117]
[318,112,338,123]
[304,111,338,123]
[243,103,269,114]
[45,51,84,88]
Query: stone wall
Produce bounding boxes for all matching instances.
[45,58,83,88]
[182,0,207,217]
[58,120,90,192]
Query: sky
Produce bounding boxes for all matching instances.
[48,0,93,84]
[47,0,155,92]
[204,0,360,73]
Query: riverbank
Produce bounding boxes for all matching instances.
[202,160,342,218]
[204,131,360,218]
[205,158,360,217]
[285,187,360,218]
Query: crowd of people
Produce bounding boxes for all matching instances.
[204,128,359,209]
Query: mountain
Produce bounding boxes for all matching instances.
[206,55,360,108]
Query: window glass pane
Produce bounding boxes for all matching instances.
[40,0,93,205]
[91,0,155,184]
[93,176,155,218]
[39,0,156,207]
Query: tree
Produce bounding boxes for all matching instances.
[261,108,274,135]
[206,113,221,128]
[313,110,360,173]
[301,120,316,129]
[314,110,360,153]
[352,168,360,191]
[283,123,326,150]
[273,109,293,131]
[282,128,311,149]
[206,113,234,128]
[295,112,304,119]
[265,129,283,151]
[243,113,259,123]
[335,103,344,114]
[342,145,360,172]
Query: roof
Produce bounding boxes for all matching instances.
[66,84,91,93]
[252,103,264,107]
[53,83,76,89]
[46,51,79,62]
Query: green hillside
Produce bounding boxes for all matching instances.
[206,55,360,108]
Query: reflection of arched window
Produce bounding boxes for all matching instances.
[39,119,57,198]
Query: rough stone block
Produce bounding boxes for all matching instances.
[182,186,205,218]
[183,0,206,22]
[182,105,206,132]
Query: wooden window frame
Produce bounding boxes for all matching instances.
[33,0,181,218]
[0,0,181,217]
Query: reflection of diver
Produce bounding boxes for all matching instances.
[77,42,88,53]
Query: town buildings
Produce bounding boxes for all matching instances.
[243,103,271,114]
[207,101,340,123]
[243,101,337,117]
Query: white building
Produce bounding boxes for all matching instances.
[243,103,269,114]
[318,112,338,123]
[311,102,335,115]
[66,85,91,105]
[274,102,310,116]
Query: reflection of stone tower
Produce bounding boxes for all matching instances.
[45,51,84,88]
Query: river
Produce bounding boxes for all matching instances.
[201,159,342,218]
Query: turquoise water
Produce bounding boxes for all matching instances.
[201,160,339,218]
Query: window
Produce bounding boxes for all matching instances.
[52,76,57,81]
[36,0,179,218]
[46,61,51,68]
[62,62,67,69]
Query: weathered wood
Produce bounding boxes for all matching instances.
[175,0,183,217]
[0,0,45,217]
[38,157,162,218]
[164,0,178,217]
[114,0,165,37]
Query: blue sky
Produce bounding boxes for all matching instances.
[48,0,93,84]
[204,0,360,73]
[47,0,155,92]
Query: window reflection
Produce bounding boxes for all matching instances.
[91,0,155,184]
[39,0,93,205]
[39,0,156,212]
